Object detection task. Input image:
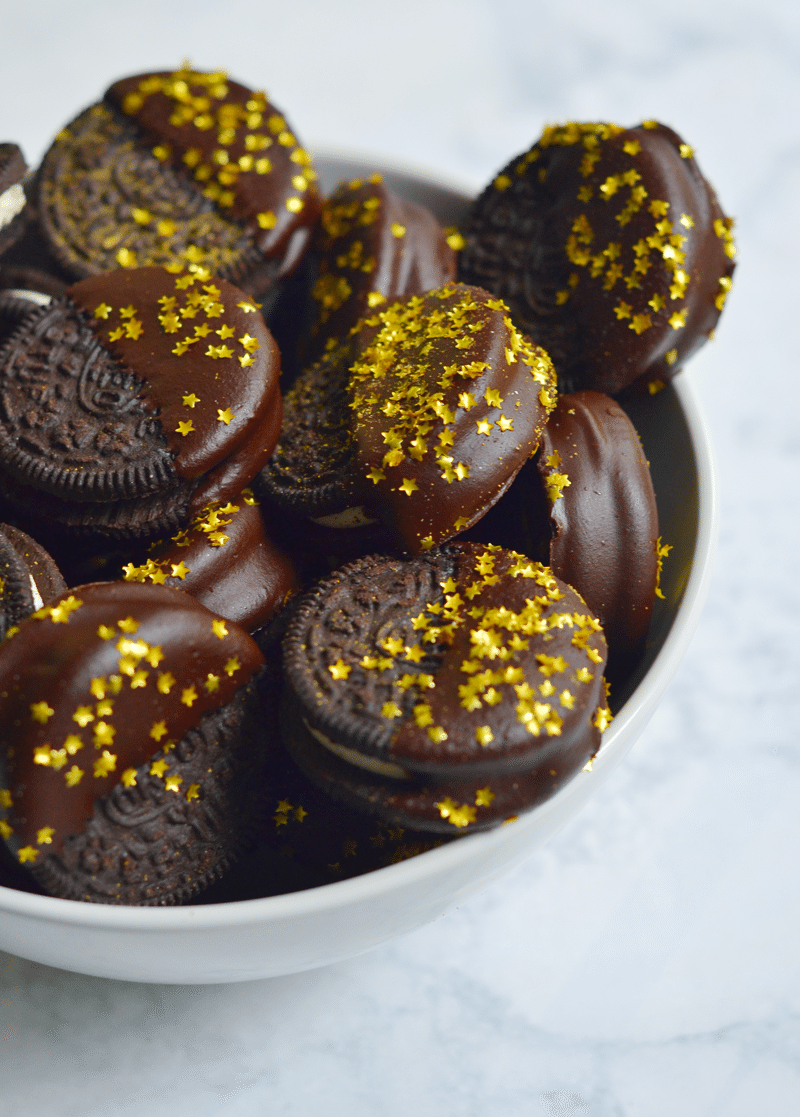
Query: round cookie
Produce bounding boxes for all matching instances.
[281,544,610,833]
[0,264,282,538]
[0,522,67,639]
[35,66,321,296]
[0,581,271,904]
[260,283,557,554]
[458,121,735,395]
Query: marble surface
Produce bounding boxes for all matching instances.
[0,1,798,1112]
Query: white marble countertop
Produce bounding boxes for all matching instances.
[1,1,798,1113]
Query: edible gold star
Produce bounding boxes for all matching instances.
[224,657,240,676]
[182,393,200,408]
[93,303,113,319]
[171,562,190,580]
[165,774,183,792]
[30,700,54,724]
[475,787,495,807]
[212,619,228,639]
[329,659,351,680]
[150,758,168,778]
[181,686,198,707]
[217,408,235,425]
[36,826,54,845]
[49,596,82,624]
[18,846,38,863]
[65,765,83,787]
[186,784,200,801]
[150,721,168,742]
[93,751,117,778]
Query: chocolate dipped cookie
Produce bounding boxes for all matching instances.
[458,121,735,395]
[470,390,659,677]
[33,66,321,296]
[0,264,281,538]
[299,172,457,366]
[260,283,557,554]
[0,581,272,904]
[117,489,299,632]
[281,543,610,833]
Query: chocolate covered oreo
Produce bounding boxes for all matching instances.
[261,283,557,553]
[0,581,272,904]
[36,66,321,294]
[458,121,735,395]
[281,544,610,833]
[0,264,282,537]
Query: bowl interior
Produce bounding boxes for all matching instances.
[0,153,716,983]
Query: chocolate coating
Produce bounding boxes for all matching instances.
[459,121,735,394]
[0,144,29,257]
[0,522,67,638]
[302,173,457,364]
[536,391,659,668]
[119,490,300,631]
[36,67,321,291]
[0,581,264,862]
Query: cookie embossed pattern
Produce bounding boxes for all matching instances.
[0,153,717,984]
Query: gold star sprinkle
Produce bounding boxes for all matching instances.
[224,657,240,676]
[171,562,190,580]
[93,751,117,778]
[65,765,83,787]
[93,303,113,319]
[165,775,183,792]
[475,787,495,807]
[118,617,139,633]
[181,686,198,707]
[212,619,228,639]
[30,701,54,724]
[329,659,351,680]
[186,784,200,801]
[150,721,168,742]
[36,827,55,845]
[157,672,176,694]
[182,393,200,408]
[18,846,38,863]
[150,759,168,778]
[217,408,235,425]
[121,768,137,787]
[49,596,82,624]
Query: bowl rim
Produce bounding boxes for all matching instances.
[0,366,717,933]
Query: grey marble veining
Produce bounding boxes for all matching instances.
[1,1,799,1113]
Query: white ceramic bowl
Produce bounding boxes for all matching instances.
[0,153,717,984]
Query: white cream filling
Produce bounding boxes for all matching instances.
[0,183,25,230]
[6,288,51,307]
[305,719,409,780]
[310,505,378,528]
[29,575,43,611]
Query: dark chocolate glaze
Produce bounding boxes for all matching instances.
[459,121,735,395]
[282,708,602,834]
[68,266,282,486]
[301,174,457,365]
[0,581,264,861]
[262,284,557,555]
[119,491,299,632]
[536,391,659,669]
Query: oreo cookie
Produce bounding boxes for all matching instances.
[0,144,29,258]
[0,522,67,639]
[299,172,457,366]
[260,283,557,553]
[0,581,272,904]
[458,121,736,395]
[0,264,282,538]
[35,67,321,297]
[281,544,610,833]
